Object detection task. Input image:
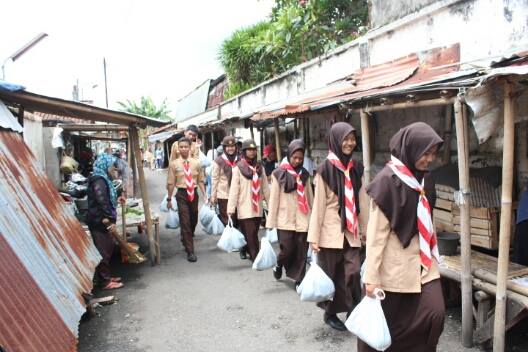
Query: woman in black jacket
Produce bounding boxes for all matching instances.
[86,153,124,290]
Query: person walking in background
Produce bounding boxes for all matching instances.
[211,136,239,226]
[155,145,164,169]
[262,144,278,182]
[266,139,313,288]
[86,154,124,290]
[360,122,445,352]
[228,139,270,261]
[166,137,207,263]
[308,122,364,331]
[170,124,200,161]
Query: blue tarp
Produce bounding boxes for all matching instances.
[0,81,25,92]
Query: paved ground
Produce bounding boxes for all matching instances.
[77,168,526,352]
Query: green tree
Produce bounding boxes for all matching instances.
[219,0,368,98]
[117,96,172,121]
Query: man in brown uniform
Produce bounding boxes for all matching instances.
[166,137,207,262]
[170,124,200,162]
[227,139,270,261]
[210,135,239,226]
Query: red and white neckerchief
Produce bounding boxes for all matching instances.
[280,161,309,214]
[244,159,261,213]
[327,151,358,237]
[222,153,238,168]
[183,159,195,202]
[387,155,439,270]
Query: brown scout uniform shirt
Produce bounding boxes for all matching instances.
[169,141,199,162]
[265,173,314,232]
[211,160,231,201]
[167,157,204,189]
[363,201,440,293]
[227,166,270,220]
[307,173,368,249]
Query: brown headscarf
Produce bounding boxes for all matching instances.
[366,122,443,248]
[237,149,263,180]
[317,122,363,232]
[214,138,238,185]
[273,139,309,193]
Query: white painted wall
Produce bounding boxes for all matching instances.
[194,0,528,125]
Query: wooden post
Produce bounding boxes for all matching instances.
[294,118,299,139]
[274,118,282,161]
[128,136,139,198]
[360,109,372,184]
[129,126,156,265]
[250,123,255,140]
[493,81,516,352]
[454,98,473,347]
[443,105,453,164]
[210,131,214,151]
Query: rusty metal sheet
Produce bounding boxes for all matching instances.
[252,44,462,121]
[0,126,100,352]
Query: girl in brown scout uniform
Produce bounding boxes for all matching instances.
[266,139,313,287]
[166,137,207,263]
[227,139,270,261]
[308,122,364,332]
[360,122,445,352]
[210,136,239,226]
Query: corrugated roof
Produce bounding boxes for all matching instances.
[252,44,462,121]
[0,109,100,351]
[0,88,168,128]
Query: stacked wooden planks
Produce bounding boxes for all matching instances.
[434,183,500,250]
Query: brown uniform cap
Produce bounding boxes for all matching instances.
[222,136,236,146]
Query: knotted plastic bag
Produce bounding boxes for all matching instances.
[217,217,247,252]
[165,209,180,229]
[296,252,335,302]
[345,288,391,351]
[252,237,277,270]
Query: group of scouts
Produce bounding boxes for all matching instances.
[165,122,445,352]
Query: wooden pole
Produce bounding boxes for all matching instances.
[294,118,299,139]
[454,98,473,347]
[274,118,282,161]
[128,137,139,198]
[250,123,255,140]
[129,126,156,265]
[360,109,372,184]
[493,81,516,352]
[443,105,453,164]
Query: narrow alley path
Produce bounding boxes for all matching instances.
[78,168,485,352]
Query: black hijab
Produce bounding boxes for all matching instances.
[273,139,309,193]
[366,122,443,247]
[317,122,363,232]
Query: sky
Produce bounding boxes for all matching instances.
[0,0,273,112]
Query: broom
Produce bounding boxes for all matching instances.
[103,218,147,264]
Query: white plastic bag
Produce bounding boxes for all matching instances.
[160,196,177,213]
[165,209,180,229]
[265,228,278,243]
[360,261,366,288]
[199,204,215,227]
[217,217,247,252]
[252,237,277,270]
[296,252,335,302]
[204,215,225,236]
[52,127,65,148]
[345,289,391,351]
